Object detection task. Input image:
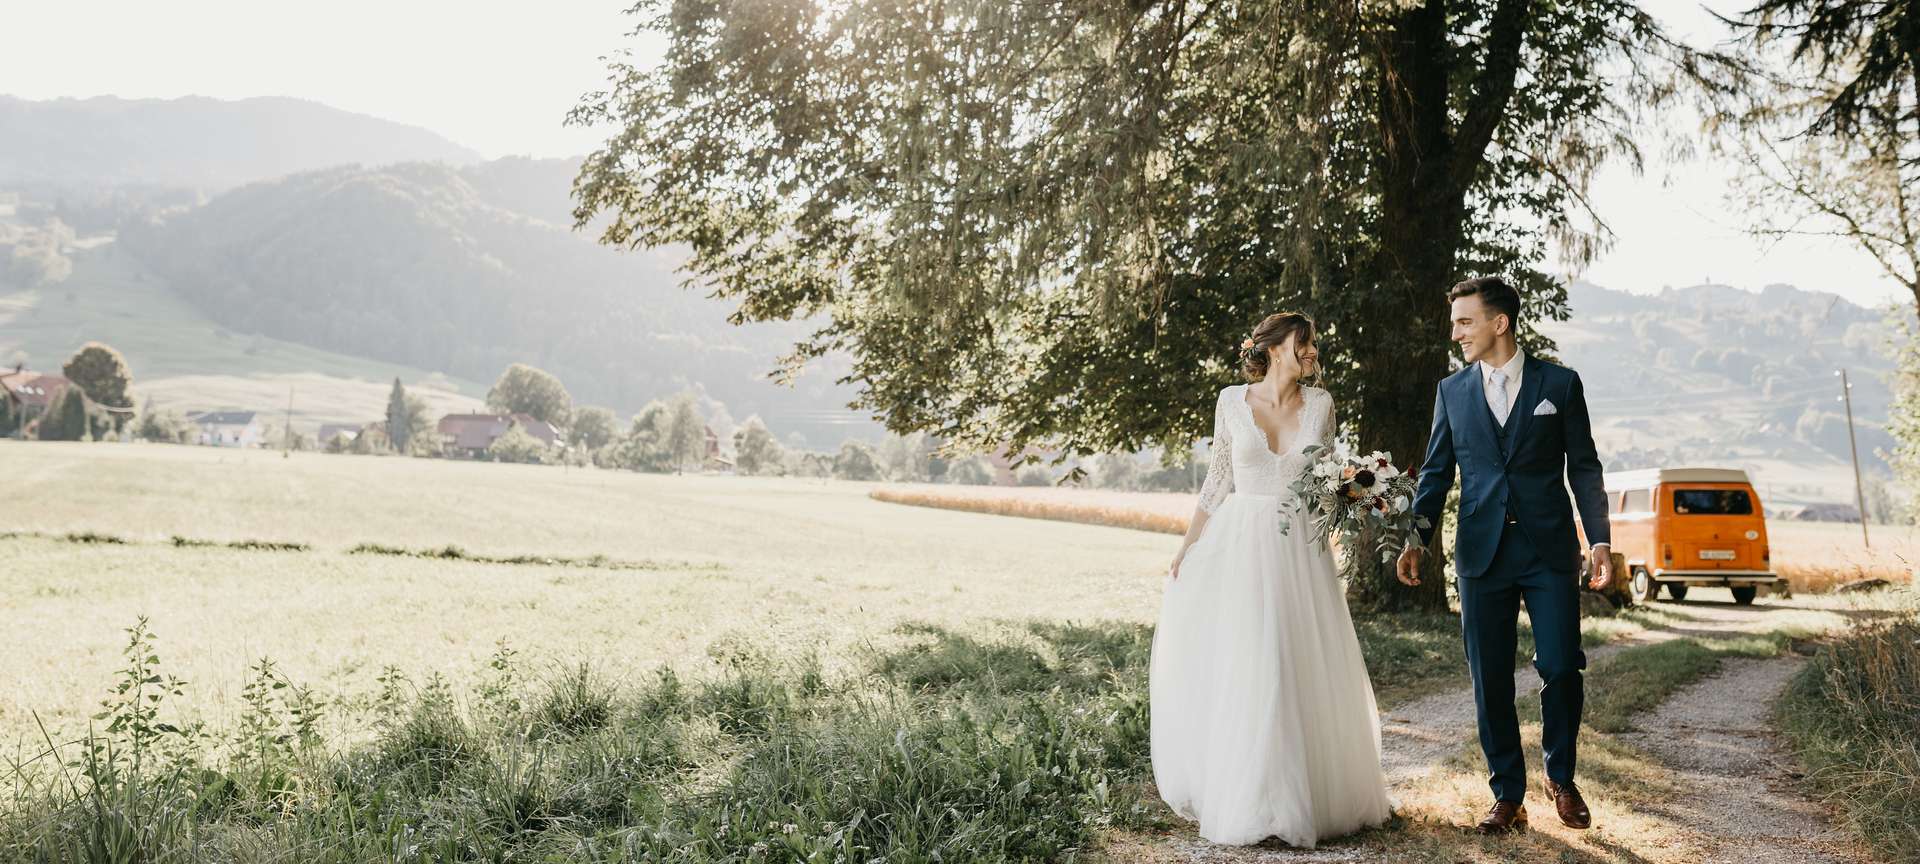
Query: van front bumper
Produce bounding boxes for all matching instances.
[1650,569,1779,586]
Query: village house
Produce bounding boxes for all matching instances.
[315,422,362,449]
[189,411,262,447]
[703,424,733,472]
[436,412,558,459]
[0,367,72,438]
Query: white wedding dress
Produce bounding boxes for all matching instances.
[1150,384,1393,846]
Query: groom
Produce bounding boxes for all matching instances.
[1395,276,1613,835]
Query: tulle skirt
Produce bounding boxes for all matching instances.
[1150,492,1393,847]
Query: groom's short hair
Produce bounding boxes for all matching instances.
[1448,276,1521,327]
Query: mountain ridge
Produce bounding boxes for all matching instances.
[0,94,483,191]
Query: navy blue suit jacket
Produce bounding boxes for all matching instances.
[1411,354,1610,579]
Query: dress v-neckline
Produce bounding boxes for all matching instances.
[1240,384,1308,458]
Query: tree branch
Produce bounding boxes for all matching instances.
[1449,0,1534,191]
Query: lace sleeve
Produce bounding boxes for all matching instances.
[1316,387,1336,447]
[1197,389,1234,514]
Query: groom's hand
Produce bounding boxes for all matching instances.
[1587,544,1614,591]
[1395,547,1424,587]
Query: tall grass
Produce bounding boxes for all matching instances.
[1775,612,1920,864]
[0,619,1168,862]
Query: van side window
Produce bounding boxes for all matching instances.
[1622,489,1650,513]
[1608,492,1622,514]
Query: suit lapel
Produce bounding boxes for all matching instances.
[1503,355,1544,465]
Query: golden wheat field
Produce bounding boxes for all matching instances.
[872,483,1917,593]
[0,442,1180,750]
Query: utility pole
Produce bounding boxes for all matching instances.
[1836,369,1868,547]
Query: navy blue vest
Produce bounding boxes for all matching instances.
[1483,388,1514,516]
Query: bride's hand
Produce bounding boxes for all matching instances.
[1169,549,1187,580]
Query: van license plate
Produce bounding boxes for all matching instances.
[1698,550,1735,560]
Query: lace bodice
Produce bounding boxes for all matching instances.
[1198,384,1334,513]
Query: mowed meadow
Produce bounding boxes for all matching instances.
[0,441,1176,749]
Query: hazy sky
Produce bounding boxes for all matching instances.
[1,0,1905,309]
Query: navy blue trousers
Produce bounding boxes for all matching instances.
[1457,521,1586,803]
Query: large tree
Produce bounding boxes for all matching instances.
[485,363,573,428]
[576,0,1694,609]
[1715,0,1920,309]
[1714,0,1920,523]
[569,405,620,452]
[62,342,133,430]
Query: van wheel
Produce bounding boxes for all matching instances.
[1730,586,1758,605]
[1666,583,1690,601]
[1630,567,1656,604]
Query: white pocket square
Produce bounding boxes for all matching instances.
[1532,400,1558,416]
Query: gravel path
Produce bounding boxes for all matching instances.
[1618,656,1871,864]
[1148,640,1647,863]
[1138,600,1869,863]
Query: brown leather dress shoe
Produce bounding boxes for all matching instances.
[1476,800,1528,834]
[1545,779,1592,828]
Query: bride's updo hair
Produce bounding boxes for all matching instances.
[1240,312,1315,383]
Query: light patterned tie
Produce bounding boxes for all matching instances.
[1489,369,1510,427]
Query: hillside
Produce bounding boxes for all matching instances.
[0,95,481,192]
[1541,280,1896,510]
[58,160,868,444]
[0,241,486,433]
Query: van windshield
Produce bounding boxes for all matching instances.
[1673,489,1753,515]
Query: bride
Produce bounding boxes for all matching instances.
[1151,312,1393,847]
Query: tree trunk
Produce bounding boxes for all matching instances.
[1345,0,1529,613]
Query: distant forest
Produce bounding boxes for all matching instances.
[114,159,853,427]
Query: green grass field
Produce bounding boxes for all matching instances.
[0,441,1175,749]
[4,440,1910,862]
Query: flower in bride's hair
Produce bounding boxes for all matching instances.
[1240,338,1255,350]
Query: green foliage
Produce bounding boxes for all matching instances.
[942,454,996,486]
[876,433,933,482]
[614,399,674,472]
[1888,325,1920,524]
[60,342,132,417]
[1015,465,1054,487]
[1716,0,1919,311]
[1728,0,1920,141]
[133,401,193,444]
[487,423,549,464]
[732,414,785,475]
[570,0,1686,465]
[4,618,1173,862]
[34,385,91,441]
[568,404,618,451]
[664,392,706,471]
[485,362,572,427]
[2,218,74,288]
[831,440,883,481]
[385,377,416,454]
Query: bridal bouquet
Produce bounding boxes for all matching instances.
[1285,446,1431,580]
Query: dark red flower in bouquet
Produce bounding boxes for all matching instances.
[1376,457,1390,470]
[1353,469,1376,488]
[1371,496,1389,513]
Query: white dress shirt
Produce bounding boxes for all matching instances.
[1479,348,1525,422]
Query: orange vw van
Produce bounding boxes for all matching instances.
[1581,468,1778,605]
